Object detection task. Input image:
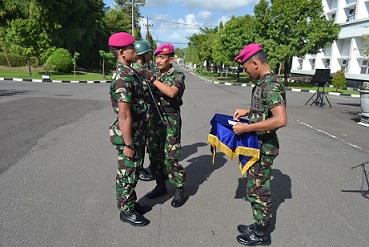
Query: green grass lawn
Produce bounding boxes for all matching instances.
[194,71,360,95]
[0,66,111,81]
[0,66,360,95]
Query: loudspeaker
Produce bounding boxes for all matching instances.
[311,69,331,87]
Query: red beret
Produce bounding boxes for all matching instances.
[108,32,135,48]
[154,43,174,56]
[234,44,263,64]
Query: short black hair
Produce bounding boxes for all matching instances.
[250,50,268,64]
[110,48,120,60]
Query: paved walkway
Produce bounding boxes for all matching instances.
[1,66,368,247]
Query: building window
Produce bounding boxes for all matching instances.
[346,8,355,22]
[310,59,315,70]
[360,60,369,74]
[340,59,347,72]
[323,59,330,69]
[297,58,303,70]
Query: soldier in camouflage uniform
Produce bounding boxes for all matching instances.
[145,43,188,208]
[108,32,151,227]
[232,44,287,246]
[132,40,154,181]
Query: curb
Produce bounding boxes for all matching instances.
[0,77,111,84]
[189,72,361,98]
[1,75,361,98]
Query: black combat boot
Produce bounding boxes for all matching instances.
[134,202,152,215]
[146,173,167,199]
[236,225,271,246]
[237,223,258,234]
[139,167,154,181]
[120,210,150,226]
[171,187,188,208]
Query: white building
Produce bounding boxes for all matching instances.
[291,0,369,87]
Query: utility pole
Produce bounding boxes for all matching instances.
[131,0,134,36]
[125,0,143,37]
[143,17,154,37]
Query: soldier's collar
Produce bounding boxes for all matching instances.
[160,66,175,76]
[257,71,274,85]
[166,66,175,75]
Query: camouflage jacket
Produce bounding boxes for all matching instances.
[110,62,147,114]
[151,65,185,109]
[132,62,152,80]
[249,71,286,156]
[132,62,152,105]
[109,62,147,148]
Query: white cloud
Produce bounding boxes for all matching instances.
[146,0,258,12]
[141,0,257,47]
[197,11,212,20]
[218,16,230,26]
[178,0,258,12]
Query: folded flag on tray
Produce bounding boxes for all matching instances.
[208,113,260,176]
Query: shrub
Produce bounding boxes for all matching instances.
[46,48,73,73]
[331,69,346,91]
[0,52,37,67]
[39,47,57,65]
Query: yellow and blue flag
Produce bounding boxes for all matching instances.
[208,113,260,177]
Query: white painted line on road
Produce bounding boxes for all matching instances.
[328,92,341,96]
[291,88,302,92]
[297,120,365,151]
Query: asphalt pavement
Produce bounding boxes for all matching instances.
[0,66,368,247]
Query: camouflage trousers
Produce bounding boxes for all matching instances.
[116,145,144,213]
[246,153,275,227]
[147,112,186,187]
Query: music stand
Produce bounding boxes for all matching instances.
[341,160,369,199]
[305,69,332,107]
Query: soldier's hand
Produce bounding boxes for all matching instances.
[142,70,152,80]
[149,75,156,85]
[123,146,135,159]
[233,108,249,120]
[232,122,248,135]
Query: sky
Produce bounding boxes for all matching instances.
[103,0,258,48]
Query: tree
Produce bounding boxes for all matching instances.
[331,69,346,91]
[99,50,114,78]
[4,18,46,74]
[1,0,108,68]
[254,0,341,85]
[360,34,369,57]
[72,52,80,79]
[187,27,219,71]
[113,0,145,39]
[213,15,257,80]
[146,32,156,51]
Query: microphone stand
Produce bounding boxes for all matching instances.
[341,160,369,199]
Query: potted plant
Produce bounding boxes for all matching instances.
[360,84,369,113]
[359,83,369,126]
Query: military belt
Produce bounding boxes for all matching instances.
[162,106,179,114]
